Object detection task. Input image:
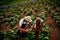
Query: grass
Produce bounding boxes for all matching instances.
[0,0,29,6]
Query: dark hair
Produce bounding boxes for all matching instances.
[36,19,41,27]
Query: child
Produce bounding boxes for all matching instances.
[33,14,43,33]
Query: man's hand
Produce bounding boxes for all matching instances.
[18,27,30,32]
[24,24,29,29]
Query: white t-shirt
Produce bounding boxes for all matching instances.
[19,18,29,27]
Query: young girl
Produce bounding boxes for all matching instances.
[33,14,43,33]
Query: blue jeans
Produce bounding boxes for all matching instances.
[18,31,26,38]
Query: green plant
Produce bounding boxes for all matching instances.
[39,24,49,40]
[3,29,17,40]
[25,32,35,40]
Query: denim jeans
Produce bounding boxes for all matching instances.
[17,30,26,38]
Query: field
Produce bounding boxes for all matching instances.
[0,0,60,40]
[0,0,28,6]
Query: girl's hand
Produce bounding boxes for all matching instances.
[34,24,36,28]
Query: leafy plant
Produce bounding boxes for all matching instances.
[25,32,35,40]
[3,29,17,40]
[39,24,49,40]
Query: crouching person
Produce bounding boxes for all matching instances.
[18,16,32,38]
[33,15,44,33]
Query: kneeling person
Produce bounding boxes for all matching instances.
[18,16,32,37]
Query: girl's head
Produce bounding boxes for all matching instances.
[36,14,41,26]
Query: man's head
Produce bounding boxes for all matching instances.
[24,16,32,22]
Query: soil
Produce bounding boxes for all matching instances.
[45,11,60,40]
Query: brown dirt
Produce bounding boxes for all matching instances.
[45,11,60,40]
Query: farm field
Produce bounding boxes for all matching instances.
[0,0,60,40]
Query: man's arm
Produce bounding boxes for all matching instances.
[24,23,29,29]
[18,27,28,32]
[24,25,29,29]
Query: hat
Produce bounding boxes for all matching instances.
[24,16,32,22]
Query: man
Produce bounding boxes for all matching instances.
[18,16,32,37]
